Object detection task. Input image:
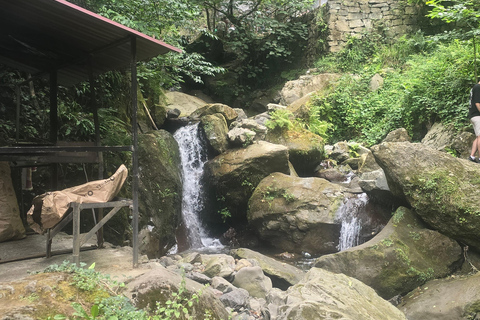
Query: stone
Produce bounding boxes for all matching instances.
[212,276,235,293]
[164,91,208,117]
[232,266,272,299]
[279,73,341,106]
[400,273,480,320]
[272,268,407,320]
[265,127,324,176]
[248,173,345,255]
[138,130,182,257]
[370,73,384,91]
[315,207,462,299]
[201,254,236,279]
[190,103,238,125]
[219,288,250,309]
[383,128,411,142]
[126,266,229,319]
[200,113,229,154]
[232,248,305,289]
[371,141,480,250]
[204,141,290,220]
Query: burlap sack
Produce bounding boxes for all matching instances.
[27,164,128,234]
[0,162,26,242]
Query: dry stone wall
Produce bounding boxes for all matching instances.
[325,0,427,52]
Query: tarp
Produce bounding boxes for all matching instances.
[0,162,26,242]
[27,164,128,234]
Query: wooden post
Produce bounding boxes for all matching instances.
[131,35,139,267]
[72,202,81,266]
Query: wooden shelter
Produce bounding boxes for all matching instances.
[0,0,181,265]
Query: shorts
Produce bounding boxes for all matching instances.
[472,116,480,136]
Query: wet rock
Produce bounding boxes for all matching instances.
[315,207,463,299]
[248,173,344,255]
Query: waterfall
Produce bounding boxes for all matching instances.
[173,123,222,250]
[335,193,369,251]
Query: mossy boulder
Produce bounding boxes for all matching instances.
[190,103,238,126]
[371,141,480,250]
[138,130,182,257]
[314,207,463,299]
[204,141,289,221]
[200,113,229,155]
[126,267,229,320]
[265,127,324,176]
[248,172,345,255]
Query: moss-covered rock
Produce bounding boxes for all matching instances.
[248,172,345,255]
[200,113,229,155]
[138,130,182,257]
[314,207,463,299]
[371,141,480,250]
[204,141,289,221]
[265,127,324,176]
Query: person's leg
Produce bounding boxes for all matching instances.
[471,136,478,158]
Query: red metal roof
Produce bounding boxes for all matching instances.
[0,0,181,85]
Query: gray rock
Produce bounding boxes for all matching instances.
[371,141,480,250]
[231,248,305,289]
[232,266,272,299]
[400,273,480,320]
[274,267,407,320]
[186,271,211,284]
[383,128,411,142]
[315,207,463,299]
[200,113,229,154]
[201,254,235,279]
[138,130,182,257]
[248,173,345,255]
[204,141,290,220]
[227,128,257,147]
[211,276,235,293]
[219,287,250,309]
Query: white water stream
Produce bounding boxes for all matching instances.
[336,193,369,251]
[173,123,223,250]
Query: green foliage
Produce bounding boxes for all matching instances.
[265,109,294,132]
[44,262,210,320]
[310,35,474,145]
[219,207,232,223]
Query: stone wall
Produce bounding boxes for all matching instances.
[325,0,430,52]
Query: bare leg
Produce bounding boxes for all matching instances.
[471,136,479,158]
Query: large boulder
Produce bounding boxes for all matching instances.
[421,122,474,159]
[231,248,305,289]
[270,267,407,320]
[164,91,208,117]
[314,207,463,299]
[204,141,290,221]
[265,128,324,176]
[125,266,229,319]
[371,141,480,250]
[138,130,182,257]
[247,173,345,255]
[279,73,340,105]
[399,273,480,320]
[190,103,238,126]
[232,266,272,299]
[200,113,229,155]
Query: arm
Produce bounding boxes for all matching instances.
[476,102,480,113]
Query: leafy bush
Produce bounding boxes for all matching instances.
[310,37,474,145]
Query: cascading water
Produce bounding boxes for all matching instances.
[335,193,369,251]
[173,123,222,250]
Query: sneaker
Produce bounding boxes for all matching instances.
[469,156,478,162]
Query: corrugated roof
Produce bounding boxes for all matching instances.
[0,0,181,86]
